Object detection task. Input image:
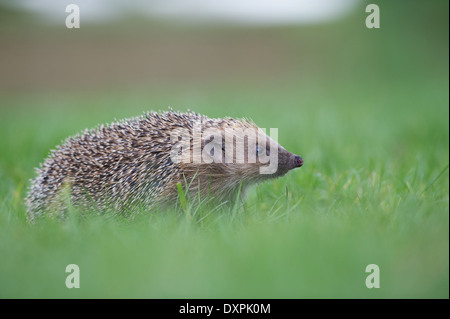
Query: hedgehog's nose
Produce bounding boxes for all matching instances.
[294,155,303,168]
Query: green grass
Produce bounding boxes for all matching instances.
[0,0,448,298]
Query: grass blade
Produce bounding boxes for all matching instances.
[177,182,188,212]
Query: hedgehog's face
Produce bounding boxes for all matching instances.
[242,136,303,181]
[201,127,303,182]
[171,121,302,203]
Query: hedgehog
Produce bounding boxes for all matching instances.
[26,110,303,221]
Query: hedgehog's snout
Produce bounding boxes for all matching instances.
[274,148,303,175]
[293,155,303,168]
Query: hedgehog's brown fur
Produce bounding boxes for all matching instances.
[26,110,302,221]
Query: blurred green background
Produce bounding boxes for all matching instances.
[0,0,448,298]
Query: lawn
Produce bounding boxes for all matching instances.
[0,1,448,298]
